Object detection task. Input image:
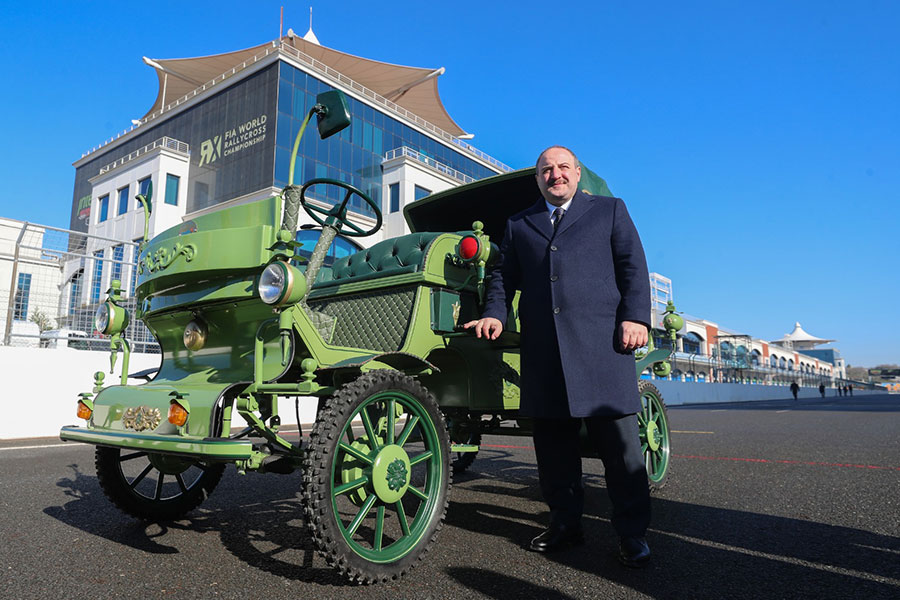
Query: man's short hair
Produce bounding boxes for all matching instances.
[536,146,579,169]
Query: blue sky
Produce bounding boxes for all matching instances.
[0,1,897,367]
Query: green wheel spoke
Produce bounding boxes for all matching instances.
[346,494,378,538]
[386,399,396,445]
[409,450,433,466]
[646,400,654,422]
[636,413,647,426]
[154,473,165,500]
[396,415,420,447]
[334,476,369,496]
[641,442,648,453]
[359,406,379,450]
[374,505,385,551]
[339,441,374,466]
[407,486,428,502]
[130,463,153,489]
[394,501,410,536]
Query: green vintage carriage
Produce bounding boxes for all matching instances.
[60,91,679,584]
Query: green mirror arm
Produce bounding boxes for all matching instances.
[136,194,151,249]
[118,336,132,386]
[288,107,317,187]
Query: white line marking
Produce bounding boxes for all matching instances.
[0,443,77,452]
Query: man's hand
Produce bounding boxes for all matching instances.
[463,317,504,340]
[619,320,648,352]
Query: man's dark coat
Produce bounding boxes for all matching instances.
[482,190,651,418]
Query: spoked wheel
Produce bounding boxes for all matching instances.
[95,446,225,521]
[637,381,671,491]
[303,370,451,584]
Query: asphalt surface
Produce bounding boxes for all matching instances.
[1,394,898,599]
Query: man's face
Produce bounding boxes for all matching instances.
[536,148,581,206]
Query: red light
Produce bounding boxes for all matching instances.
[459,236,479,260]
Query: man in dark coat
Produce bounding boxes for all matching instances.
[465,146,652,567]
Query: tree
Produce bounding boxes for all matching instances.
[29,308,54,332]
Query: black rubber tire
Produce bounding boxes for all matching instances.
[303,370,451,584]
[637,381,672,491]
[95,447,225,521]
[451,431,481,474]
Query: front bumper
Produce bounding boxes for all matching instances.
[59,425,255,460]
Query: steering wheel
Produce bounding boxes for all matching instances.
[299,178,383,237]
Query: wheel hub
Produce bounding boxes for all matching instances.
[646,421,661,452]
[148,453,193,475]
[371,445,411,503]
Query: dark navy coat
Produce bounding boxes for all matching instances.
[482,190,650,418]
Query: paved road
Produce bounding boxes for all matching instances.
[1,395,898,599]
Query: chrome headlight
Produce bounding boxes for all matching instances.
[258,262,306,306]
[94,301,129,335]
[94,303,110,333]
[183,320,208,351]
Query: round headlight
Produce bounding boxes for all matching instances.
[258,263,288,305]
[94,303,110,334]
[183,320,208,351]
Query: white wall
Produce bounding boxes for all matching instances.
[0,346,317,440]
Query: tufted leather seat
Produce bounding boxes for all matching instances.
[313,232,442,290]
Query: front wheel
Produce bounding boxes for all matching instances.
[303,370,451,584]
[637,381,671,491]
[95,447,225,521]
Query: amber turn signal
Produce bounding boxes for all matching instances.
[77,401,92,420]
[168,401,189,427]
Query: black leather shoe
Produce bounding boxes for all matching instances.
[527,524,585,553]
[618,536,651,568]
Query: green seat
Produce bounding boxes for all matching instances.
[313,232,441,290]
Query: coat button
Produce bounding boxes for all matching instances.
[550,245,558,251]
[553,307,560,314]
[550,275,558,282]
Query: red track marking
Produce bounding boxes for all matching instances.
[673,454,900,471]
[477,445,899,471]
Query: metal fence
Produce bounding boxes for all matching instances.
[1,219,159,352]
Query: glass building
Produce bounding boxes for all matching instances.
[70,31,510,244]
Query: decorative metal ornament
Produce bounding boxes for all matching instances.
[385,459,408,491]
[122,406,162,432]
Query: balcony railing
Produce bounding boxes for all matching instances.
[97,137,189,175]
[384,146,475,184]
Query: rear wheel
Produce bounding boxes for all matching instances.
[637,381,671,490]
[303,370,451,584]
[95,447,225,521]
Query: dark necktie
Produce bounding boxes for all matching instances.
[552,207,566,233]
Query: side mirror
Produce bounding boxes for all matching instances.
[315,90,351,139]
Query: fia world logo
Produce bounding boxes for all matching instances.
[198,135,222,167]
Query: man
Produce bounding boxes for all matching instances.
[790,381,799,401]
[464,146,652,568]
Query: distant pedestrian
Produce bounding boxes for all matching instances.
[845,384,851,397]
[837,385,843,397]
[818,383,825,398]
[790,381,799,400]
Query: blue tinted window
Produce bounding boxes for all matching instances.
[13,273,31,320]
[390,183,400,213]
[69,270,83,313]
[138,177,151,207]
[91,250,104,304]
[118,186,129,216]
[414,185,431,201]
[294,230,361,267]
[110,245,124,285]
[98,195,109,223]
[165,174,180,205]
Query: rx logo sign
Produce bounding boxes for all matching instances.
[198,135,222,167]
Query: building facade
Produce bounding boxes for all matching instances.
[66,31,510,317]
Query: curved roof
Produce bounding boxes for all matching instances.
[772,322,835,346]
[142,35,467,136]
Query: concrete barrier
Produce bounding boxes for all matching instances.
[0,345,887,440]
[0,346,317,440]
[648,379,883,406]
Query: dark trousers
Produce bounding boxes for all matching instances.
[533,415,650,538]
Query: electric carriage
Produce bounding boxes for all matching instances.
[60,90,680,583]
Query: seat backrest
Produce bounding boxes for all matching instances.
[313,232,441,289]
